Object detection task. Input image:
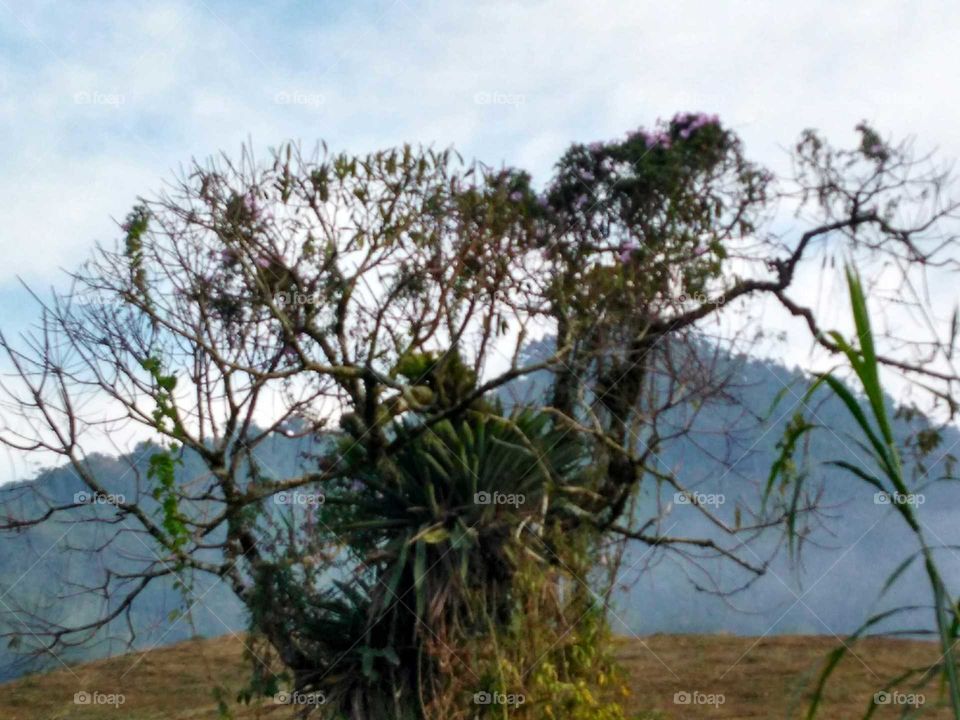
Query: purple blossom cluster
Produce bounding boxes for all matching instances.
[238,188,276,225]
[626,128,672,150]
[673,111,720,139]
[243,190,259,219]
[624,112,721,150]
[618,239,641,263]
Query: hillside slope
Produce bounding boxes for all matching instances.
[0,633,951,719]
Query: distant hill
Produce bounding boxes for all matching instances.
[1,340,957,683]
[506,337,960,638]
[0,431,324,682]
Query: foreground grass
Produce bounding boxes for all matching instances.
[0,633,952,718]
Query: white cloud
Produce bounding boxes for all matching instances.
[1,1,957,270]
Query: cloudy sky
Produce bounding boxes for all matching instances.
[1,0,956,284]
[0,0,957,478]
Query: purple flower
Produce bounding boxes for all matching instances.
[255,255,272,269]
[243,191,258,219]
[588,141,604,153]
[691,114,713,130]
[219,248,239,264]
[619,240,640,263]
[656,131,672,149]
[672,112,720,139]
[509,190,524,202]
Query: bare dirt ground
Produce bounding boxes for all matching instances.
[0,633,950,718]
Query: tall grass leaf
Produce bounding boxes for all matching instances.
[820,376,896,479]
[845,267,896,448]
[764,414,816,507]
[414,540,427,620]
[880,555,918,597]
[824,461,886,493]
[806,608,911,719]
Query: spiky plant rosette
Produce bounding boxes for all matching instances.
[284,407,596,717]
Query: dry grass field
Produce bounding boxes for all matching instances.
[0,633,951,719]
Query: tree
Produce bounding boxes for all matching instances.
[1,115,957,717]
